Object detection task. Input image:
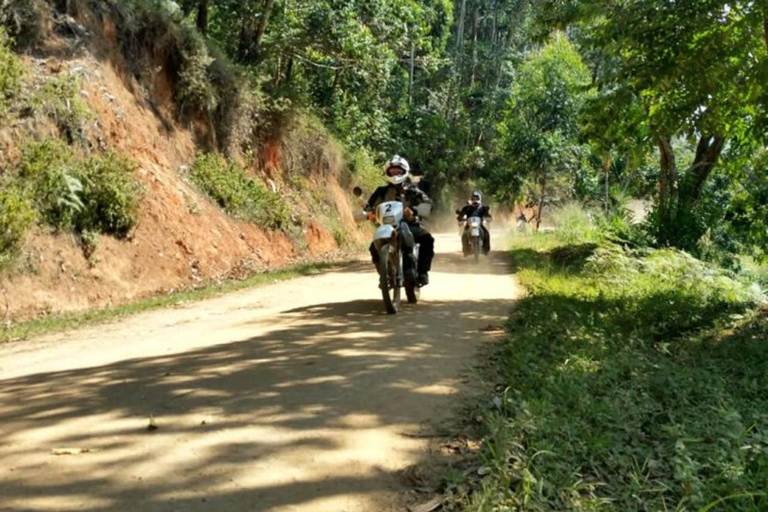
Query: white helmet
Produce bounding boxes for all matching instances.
[384,155,410,185]
[471,190,482,205]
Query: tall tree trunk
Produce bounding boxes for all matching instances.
[470,5,479,85]
[237,20,251,62]
[196,0,208,35]
[254,0,276,58]
[603,153,612,213]
[764,6,768,52]
[688,134,724,201]
[456,0,468,52]
[657,136,678,244]
[536,171,547,231]
[284,57,294,86]
[330,68,342,102]
[409,37,415,106]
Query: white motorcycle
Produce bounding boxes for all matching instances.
[457,213,489,263]
[355,189,431,314]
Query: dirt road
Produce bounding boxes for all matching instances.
[0,233,520,512]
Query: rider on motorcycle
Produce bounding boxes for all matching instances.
[366,156,434,286]
[456,191,491,255]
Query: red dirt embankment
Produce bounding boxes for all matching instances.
[0,9,363,323]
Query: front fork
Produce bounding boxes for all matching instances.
[374,222,416,285]
[399,222,419,284]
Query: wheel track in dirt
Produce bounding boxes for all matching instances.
[0,232,521,512]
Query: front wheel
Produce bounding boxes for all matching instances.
[473,235,481,263]
[405,282,419,304]
[378,243,401,314]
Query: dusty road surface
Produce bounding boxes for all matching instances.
[0,232,520,512]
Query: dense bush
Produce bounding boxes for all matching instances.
[32,73,91,142]
[0,0,48,49]
[0,26,22,116]
[74,152,141,237]
[0,181,34,266]
[13,140,140,238]
[16,139,81,230]
[189,153,288,229]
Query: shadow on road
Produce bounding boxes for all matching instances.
[0,278,517,511]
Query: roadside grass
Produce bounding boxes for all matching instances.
[1,261,334,343]
[454,232,768,511]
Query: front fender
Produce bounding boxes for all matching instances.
[374,225,396,241]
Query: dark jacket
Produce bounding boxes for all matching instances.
[366,183,430,211]
[457,203,491,220]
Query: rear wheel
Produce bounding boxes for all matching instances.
[378,243,401,314]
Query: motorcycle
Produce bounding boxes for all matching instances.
[457,212,489,263]
[354,188,431,314]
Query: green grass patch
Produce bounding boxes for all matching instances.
[1,261,335,343]
[456,234,768,511]
[188,152,289,229]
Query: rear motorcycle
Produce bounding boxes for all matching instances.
[458,214,488,263]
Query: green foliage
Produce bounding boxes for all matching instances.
[75,152,141,237]
[12,140,140,239]
[189,153,289,229]
[0,0,48,48]
[456,238,767,511]
[0,26,22,116]
[549,202,601,245]
[0,180,34,266]
[540,0,768,253]
[495,33,593,221]
[176,24,219,114]
[16,139,81,230]
[32,73,91,143]
[345,146,381,195]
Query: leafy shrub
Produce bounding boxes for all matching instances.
[0,181,34,266]
[74,152,141,237]
[345,146,380,194]
[176,26,218,114]
[14,140,140,238]
[16,139,82,230]
[189,153,288,229]
[0,0,48,49]
[0,26,23,116]
[32,73,91,142]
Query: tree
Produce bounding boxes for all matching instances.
[496,33,592,228]
[540,0,768,249]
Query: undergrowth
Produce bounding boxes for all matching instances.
[0,26,22,115]
[454,233,767,511]
[0,140,141,265]
[110,0,259,153]
[188,152,289,229]
[31,73,91,143]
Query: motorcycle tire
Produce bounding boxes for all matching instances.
[378,243,401,314]
[405,283,419,304]
[473,235,481,263]
[404,251,419,304]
